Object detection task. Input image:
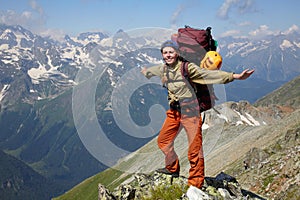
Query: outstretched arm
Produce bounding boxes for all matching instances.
[233,69,255,80]
[140,65,163,79]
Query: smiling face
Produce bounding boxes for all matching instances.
[161,47,179,66]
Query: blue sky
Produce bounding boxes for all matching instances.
[0,0,299,41]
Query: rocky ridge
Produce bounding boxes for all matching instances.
[96,111,299,200]
[225,113,300,200]
[98,171,266,200]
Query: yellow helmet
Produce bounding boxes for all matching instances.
[200,51,222,70]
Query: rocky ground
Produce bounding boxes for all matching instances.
[98,171,267,200]
[225,124,300,200]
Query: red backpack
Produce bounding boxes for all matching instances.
[174,26,218,112]
[176,26,217,65]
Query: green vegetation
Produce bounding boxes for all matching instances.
[271,142,282,152]
[53,168,131,200]
[279,184,300,200]
[223,157,245,177]
[262,174,275,189]
[54,168,189,200]
[0,150,64,200]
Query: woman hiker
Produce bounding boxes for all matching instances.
[141,40,254,189]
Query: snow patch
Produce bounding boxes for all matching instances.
[241,46,258,57]
[202,123,210,130]
[217,113,229,123]
[245,113,260,126]
[138,53,161,64]
[0,29,12,40]
[1,59,12,64]
[27,65,48,81]
[0,84,10,102]
[100,37,114,47]
[0,44,9,50]
[227,42,246,50]
[280,39,293,50]
[234,110,260,126]
[1,54,20,64]
[236,121,244,126]
[294,42,300,48]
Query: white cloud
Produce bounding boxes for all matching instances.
[218,0,239,19]
[246,24,300,39]
[238,0,256,14]
[217,0,257,20]
[0,0,66,41]
[220,29,241,38]
[0,0,45,30]
[238,21,252,27]
[39,28,66,42]
[29,0,44,15]
[169,0,201,30]
[21,11,33,19]
[0,10,34,26]
[248,25,276,37]
[170,5,185,30]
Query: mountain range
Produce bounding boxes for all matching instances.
[1,24,300,106]
[0,23,300,199]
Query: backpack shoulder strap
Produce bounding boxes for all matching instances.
[180,61,189,79]
[180,61,194,86]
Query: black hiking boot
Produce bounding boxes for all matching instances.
[156,168,179,178]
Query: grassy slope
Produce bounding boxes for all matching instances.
[53,168,131,200]
[254,75,300,108]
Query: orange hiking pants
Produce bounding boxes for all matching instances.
[157,109,204,188]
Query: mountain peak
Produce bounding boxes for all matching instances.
[116,29,124,33]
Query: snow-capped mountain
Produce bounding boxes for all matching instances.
[1,24,300,108]
[1,24,300,107]
[219,31,300,82]
[0,24,174,107]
